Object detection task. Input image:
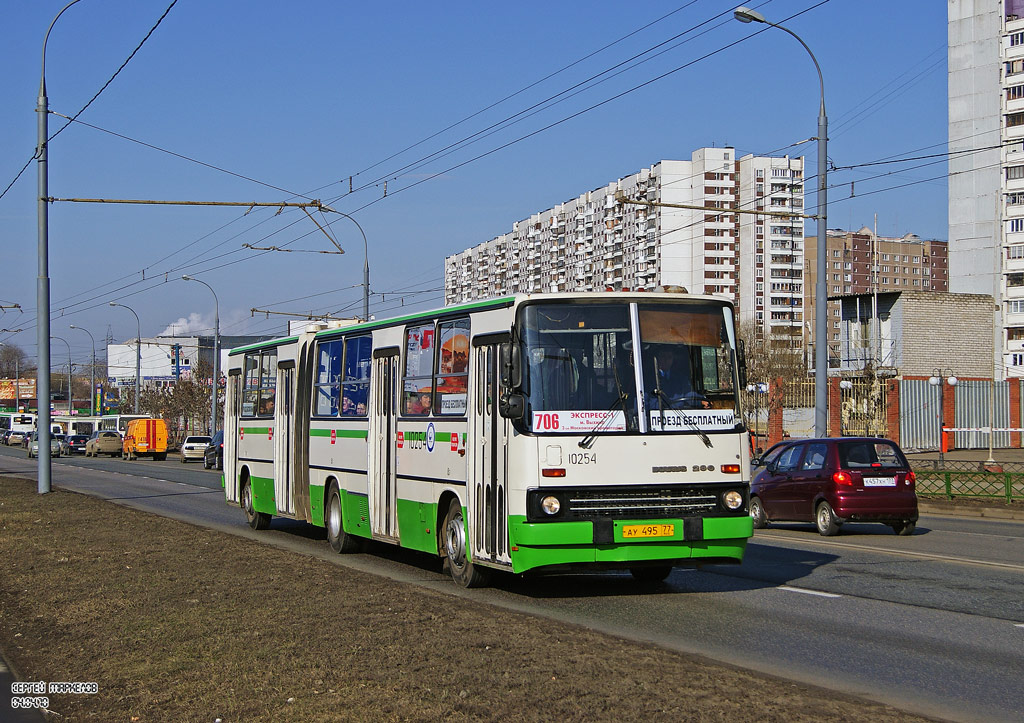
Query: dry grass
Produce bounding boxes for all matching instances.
[0,477,930,722]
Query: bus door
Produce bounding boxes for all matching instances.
[274,364,295,515]
[470,343,511,567]
[224,370,242,503]
[368,350,399,541]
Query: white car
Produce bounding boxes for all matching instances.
[27,432,61,458]
[180,435,212,463]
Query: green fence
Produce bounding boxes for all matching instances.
[914,469,1024,503]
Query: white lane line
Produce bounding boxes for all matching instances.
[778,586,842,599]
[754,533,1024,572]
[1015,624,1024,629]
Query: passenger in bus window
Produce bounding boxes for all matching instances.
[407,391,432,415]
[356,402,366,416]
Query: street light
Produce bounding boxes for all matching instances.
[69,324,96,416]
[182,275,220,435]
[734,6,829,438]
[928,370,958,463]
[109,301,142,413]
[52,336,72,415]
[36,0,85,493]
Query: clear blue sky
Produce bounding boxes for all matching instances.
[0,0,948,366]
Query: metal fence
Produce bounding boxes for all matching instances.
[839,377,887,437]
[911,458,1024,502]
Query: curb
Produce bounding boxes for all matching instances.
[918,501,1024,522]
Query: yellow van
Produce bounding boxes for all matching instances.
[123,418,169,461]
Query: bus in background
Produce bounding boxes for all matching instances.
[53,415,102,436]
[1,413,36,443]
[222,292,753,587]
[99,414,150,437]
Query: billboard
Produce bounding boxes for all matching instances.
[0,378,36,401]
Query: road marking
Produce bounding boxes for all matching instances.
[778,586,841,598]
[754,533,1024,572]
[1015,623,1024,629]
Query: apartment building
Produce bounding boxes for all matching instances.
[949,0,1024,377]
[444,148,805,344]
[803,228,949,364]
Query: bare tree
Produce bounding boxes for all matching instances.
[738,322,808,446]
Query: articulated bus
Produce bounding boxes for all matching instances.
[223,292,754,586]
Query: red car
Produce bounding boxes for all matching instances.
[750,437,918,536]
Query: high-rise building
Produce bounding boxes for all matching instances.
[444,148,805,344]
[803,228,948,365]
[948,1,1024,377]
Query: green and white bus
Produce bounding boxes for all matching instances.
[223,292,754,586]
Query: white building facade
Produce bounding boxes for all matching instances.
[948,0,1024,377]
[445,148,804,343]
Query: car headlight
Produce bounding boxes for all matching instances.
[722,490,743,510]
[540,495,561,515]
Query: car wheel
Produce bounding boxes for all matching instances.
[203,457,211,470]
[815,501,840,536]
[325,481,365,553]
[891,520,916,536]
[241,477,270,530]
[629,566,672,583]
[441,497,489,588]
[749,496,768,529]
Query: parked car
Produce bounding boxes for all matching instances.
[180,435,211,463]
[750,437,918,536]
[27,431,61,459]
[203,430,224,470]
[66,434,89,454]
[85,430,123,457]
[7,430,26,446]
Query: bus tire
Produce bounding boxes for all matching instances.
[441,498,489,588]
[326,481,364,554]
[154,452,166,461]
[242,477,270,530]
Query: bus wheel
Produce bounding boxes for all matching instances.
[242,478,270,530]
[326,481,364,553]
[629,566,672,583]
[442,498,489,588]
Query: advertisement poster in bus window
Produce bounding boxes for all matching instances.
[437,323,469,415]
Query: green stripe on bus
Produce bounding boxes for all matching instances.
[240,427,271,435]
[314,296,515,339]
[396,498,438,554]
[309,428,369,439]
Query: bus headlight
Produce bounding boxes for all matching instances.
[540,495,561,515]
[722,490,743,510]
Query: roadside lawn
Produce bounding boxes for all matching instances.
[0,477,930,722]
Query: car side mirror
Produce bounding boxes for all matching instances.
[751,456,762,467]
[737,339,748,389]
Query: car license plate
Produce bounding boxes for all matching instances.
[621,523,675,539]
[864,476,897,487]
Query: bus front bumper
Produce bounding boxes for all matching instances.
[506,515,752,574]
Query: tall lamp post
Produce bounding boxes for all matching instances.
[734,6,829,437]
[331,210,370,320]
[928,370,957,463]
[37,0,85,493]
[52,336,72,415]
[109,301,142,413]
[69,324,96,416]
[182,275,220,435]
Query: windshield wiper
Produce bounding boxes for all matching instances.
[652,388,713,449]
[578,391,629,449]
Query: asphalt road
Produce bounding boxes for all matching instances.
[2,445,1022,722]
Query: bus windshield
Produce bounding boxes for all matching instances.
[518,299,739,434]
